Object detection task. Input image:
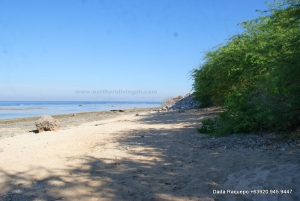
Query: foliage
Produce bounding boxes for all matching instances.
[193,0,300,135]
[197,119,216,134]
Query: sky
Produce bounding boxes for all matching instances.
[0,0,273,101]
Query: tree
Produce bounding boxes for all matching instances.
[193,0,300,135]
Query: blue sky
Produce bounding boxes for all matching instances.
[0,0,272,101]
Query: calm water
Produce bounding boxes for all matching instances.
[0,101,161,119]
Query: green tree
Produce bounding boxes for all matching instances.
[193,0,300,135]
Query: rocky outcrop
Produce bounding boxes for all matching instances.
[169,93,200,110]
[35,116,61,133]
[172,96,183,103]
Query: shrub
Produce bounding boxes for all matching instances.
[192,0,300,136]
[198,119,217,134]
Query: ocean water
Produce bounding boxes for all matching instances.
[0,101,161,120]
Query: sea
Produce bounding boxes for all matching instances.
[0,101,161,120]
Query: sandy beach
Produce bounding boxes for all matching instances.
[0,108,300,201]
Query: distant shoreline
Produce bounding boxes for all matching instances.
[0,107,45,111]
[0,101,161,120]
[0,107,160,124]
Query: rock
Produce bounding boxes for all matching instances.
[35,116,60,133]
[172,95,183,102]
[178,109,185,113]
[110,110,125,112]
[169,93,200,111]
[162,106,168,111]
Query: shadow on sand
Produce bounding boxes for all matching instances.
[1,108,299,200]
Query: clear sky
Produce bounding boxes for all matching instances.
[0,0,272,101]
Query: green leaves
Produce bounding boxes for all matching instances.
[194,0,300,135]
[197,119,216,134]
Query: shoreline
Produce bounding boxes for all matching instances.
[0,107,160,139]
[0,101,162,120]
[0,107,46,110]
[0,107,160,123]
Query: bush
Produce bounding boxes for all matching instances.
[198,119,217,134]
[192,0,300,136]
